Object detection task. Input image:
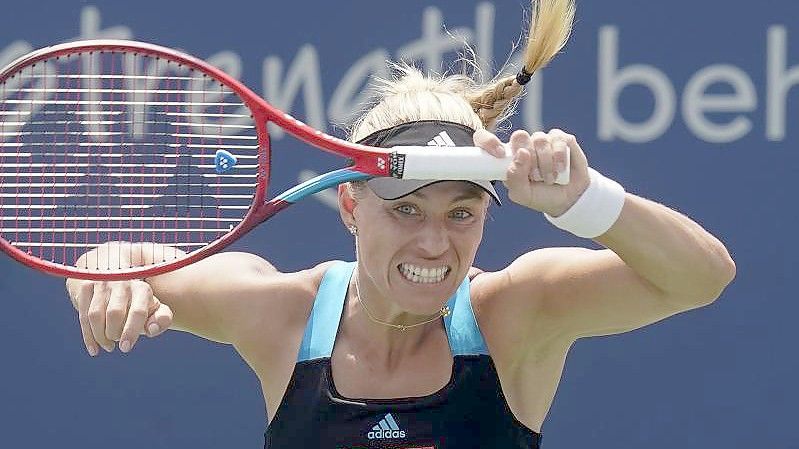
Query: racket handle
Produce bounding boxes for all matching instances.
[392,146,570,185]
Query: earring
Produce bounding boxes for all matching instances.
[348,225,358,236]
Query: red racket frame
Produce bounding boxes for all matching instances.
[0,40,391,280]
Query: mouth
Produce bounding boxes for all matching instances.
[398,263,451,284]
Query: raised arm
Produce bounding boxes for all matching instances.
[472,129,735,351]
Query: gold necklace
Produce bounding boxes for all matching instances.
[354,269,451,332]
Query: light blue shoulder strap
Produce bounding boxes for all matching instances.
[444,276,489,356]
[297,261,355,362]
[297,262,487,360]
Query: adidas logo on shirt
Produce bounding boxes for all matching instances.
[367,413,407,440]
[427,131,456,147]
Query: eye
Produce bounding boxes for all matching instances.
[450,209,474,220]
[394,204,419,215]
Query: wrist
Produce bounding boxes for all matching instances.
[544,168,626,238]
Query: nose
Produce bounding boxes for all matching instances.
[415,220,450,258]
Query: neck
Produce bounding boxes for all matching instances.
[344,267,447,355]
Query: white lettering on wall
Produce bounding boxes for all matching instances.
[767,26,798,142]
[599,25,795,144]
[328,49,390,127]
[682,65,757,143]
[0,41,34,141]
[598,26,676,143]
[262,45,325,139]
[396,6,474,71]
[77,6,133,141]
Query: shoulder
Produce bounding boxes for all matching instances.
[469,247,593,305]
[225,259,344,353]
[249,259,344,318]
[466,248,589,358]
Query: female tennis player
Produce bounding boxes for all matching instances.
[64,1,735,447]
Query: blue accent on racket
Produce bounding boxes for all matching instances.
[215,150,238,174]
[278,169,370,204]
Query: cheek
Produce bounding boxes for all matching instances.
[455,222,486,258]
[357,218,409,264]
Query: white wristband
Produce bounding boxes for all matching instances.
[544,168,626,238]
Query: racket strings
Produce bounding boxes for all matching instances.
[0,50,260,271]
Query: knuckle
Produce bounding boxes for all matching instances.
[549,128,576,142]
[115,281,132,295]
[105,307,125,321]
[131,281,154,298]
[79,282,94,295]
[108,283,131,300]
[87,308,104,321]
[530,131,548,143]
[128,308,147,320]
[531,130,547,139]
[510,129,531,141]
[532,139,549,151]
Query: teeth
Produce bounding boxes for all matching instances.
[399,263,449,284]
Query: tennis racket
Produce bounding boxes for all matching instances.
[0,39,569,280]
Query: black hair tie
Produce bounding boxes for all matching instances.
[516,67,534,85]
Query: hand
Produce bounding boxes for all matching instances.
[67,280,173,356]
[474,128,591,216]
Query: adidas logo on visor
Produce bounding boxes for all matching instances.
[427,131,456,147]
[367,413,407,440]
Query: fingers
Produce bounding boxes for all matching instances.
[526,130,575,185]
[73,278,170,357]
[105,282,131,343]
[549,128,588,169]
[532,132,559,185]
[507,130,537,180]
[75,282,99,357]
[118,282,153,353]
[87,282,115,353]
[476,128,577,185]
[504,143,534,202]
[473,128,506,157]
[510,129,558,184]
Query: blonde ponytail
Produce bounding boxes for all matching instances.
[469,0,576,129]
[350,0,576,140]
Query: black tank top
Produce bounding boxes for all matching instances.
[264,262,542,448]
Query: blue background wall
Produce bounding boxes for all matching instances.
[0,1,794,447]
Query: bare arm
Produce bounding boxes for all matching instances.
[487,195,735,345]
[66,242,314,354]
[472,129,735,355]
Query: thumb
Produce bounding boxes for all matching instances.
[145,297,173,337]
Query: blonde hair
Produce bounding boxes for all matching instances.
[350,0,576,142]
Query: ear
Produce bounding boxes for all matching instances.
[338,183,357,228]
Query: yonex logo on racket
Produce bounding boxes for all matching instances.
[367,413,407,440]
[214,150,238,174]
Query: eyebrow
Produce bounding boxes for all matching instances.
[408,189,486,203]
